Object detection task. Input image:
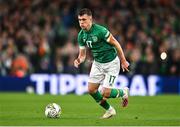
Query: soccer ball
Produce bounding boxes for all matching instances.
[45,103,61,118]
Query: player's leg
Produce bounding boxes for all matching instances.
[102,87,129,107]
[88,82,111,110]
[88,61,115,119]
[102,57,129,107]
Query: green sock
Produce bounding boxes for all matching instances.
[109,89,124,98]
[99,99,110,110]
[90,91,110,110]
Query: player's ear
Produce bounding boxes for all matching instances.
[89,16,92,21]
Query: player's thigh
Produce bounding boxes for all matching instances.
[103,57,120,88]
[88,61,104,84]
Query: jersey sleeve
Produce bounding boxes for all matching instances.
[99,26,110,41]
[78,32,86,49]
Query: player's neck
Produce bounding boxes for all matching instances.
[85,23,93,31]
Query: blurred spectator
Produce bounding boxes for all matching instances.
[11,54,29,77]
[167,48,180,75]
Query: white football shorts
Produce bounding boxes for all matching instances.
[88,56,120,88]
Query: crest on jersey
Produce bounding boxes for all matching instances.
[92,36,98,42]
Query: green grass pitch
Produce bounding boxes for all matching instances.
[0,93,180,126]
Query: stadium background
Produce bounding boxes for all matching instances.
[0,0,179,76]
[0,0,180,126]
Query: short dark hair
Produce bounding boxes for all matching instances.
[78,8,92,16]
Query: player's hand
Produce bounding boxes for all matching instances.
[121,61,130,72]
[74,58,81,68]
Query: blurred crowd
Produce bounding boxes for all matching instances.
[0,0,179,77]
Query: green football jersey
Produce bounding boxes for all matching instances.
[78,23,117,63]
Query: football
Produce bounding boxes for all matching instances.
[45,103,61,118]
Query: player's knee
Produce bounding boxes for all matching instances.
[88,83,99,94]
[102,88,111,98]
[88,86,97,94]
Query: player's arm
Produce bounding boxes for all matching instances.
[74,47,86,68]
[107,34,129,72]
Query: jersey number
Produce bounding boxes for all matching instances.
[86,41,92,48]
[109,75,116,86]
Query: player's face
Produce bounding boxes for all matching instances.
[78,14,92,30]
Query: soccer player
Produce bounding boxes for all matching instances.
[74,8,130,119]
